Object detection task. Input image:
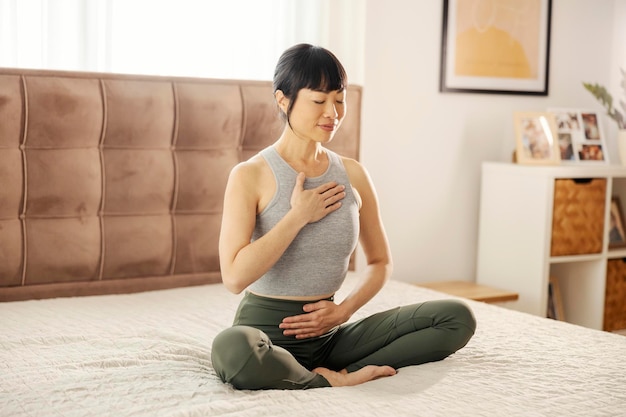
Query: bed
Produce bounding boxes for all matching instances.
[1,68,625,417]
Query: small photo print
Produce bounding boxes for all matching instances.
[554,111,581,131]
[548,108,608,164]
[581,112,601,140]
[520,117,554,160]
[578,143,605,161]
[558,132,574,161]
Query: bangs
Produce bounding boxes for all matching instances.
[297,49,347,92]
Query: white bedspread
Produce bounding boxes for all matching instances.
[1,277,625,417]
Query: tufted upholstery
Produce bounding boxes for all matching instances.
[0,68,361,301]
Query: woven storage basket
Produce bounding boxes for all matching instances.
[550,178,606,256]
[604,259,626,332]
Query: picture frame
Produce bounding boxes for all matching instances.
[513,111,560,165]
[548,108,609,164]
[439,0,552,95]
[547,276,565,321]
[608,196,626,249]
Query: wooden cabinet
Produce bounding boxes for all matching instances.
[476,162,626,331]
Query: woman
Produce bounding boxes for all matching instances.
[211,44,476,390]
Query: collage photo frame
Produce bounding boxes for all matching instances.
[548,108,609,164]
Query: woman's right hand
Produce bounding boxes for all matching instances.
[290,172,345,223]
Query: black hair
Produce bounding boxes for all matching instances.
[273,43,347,123]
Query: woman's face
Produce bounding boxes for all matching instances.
[286,88,346,144]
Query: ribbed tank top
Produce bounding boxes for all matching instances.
[247,146,359,297]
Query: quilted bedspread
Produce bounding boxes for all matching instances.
[1,276,625,417]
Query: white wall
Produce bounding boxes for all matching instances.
[360,0,620,284]
[610,0,626,140]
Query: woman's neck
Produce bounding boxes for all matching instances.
[274,134,328,176]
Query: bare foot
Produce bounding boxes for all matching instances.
[313,365,396,387]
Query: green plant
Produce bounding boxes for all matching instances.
[583,68,626,129]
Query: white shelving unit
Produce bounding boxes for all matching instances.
[476,162,626,331]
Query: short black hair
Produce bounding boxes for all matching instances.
[273,43,347,122]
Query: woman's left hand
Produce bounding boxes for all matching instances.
[279,301,349,339]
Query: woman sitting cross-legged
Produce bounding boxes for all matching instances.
[211,43,476,390]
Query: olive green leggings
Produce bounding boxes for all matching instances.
[211,292,476,390]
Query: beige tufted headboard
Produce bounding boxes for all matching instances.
[0,68,361,301]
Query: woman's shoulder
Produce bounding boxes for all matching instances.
[338,154,367,178]
[228,153,269,185]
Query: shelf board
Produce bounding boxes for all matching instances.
[607,248,626,259]
[418,281,519,303]
[549,253,603,263]
[483,162,626,178]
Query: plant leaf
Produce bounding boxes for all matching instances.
[582,81,624,127]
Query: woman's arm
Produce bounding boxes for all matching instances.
[218,160,346,294]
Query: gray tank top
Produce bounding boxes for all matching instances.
[247,146,359,297]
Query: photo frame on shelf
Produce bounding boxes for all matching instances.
[548,108,609,164]
[547,276,565,321]
[608,196,626,249]
[439,0,552,95]
[513,111,560,165]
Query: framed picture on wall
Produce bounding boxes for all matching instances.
[513,111,560,165]
[548,108,608,164]
[608,197,626,249]
[439,0,553,95]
